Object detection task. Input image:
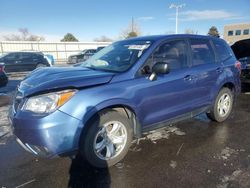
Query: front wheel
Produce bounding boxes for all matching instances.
[207,87,234,122]
[80,110,133,168]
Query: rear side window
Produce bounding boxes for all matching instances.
[213,40,232,61]
[190,39,215,66]
[21,53,32,59]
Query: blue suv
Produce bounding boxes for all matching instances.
[10,35,241,168]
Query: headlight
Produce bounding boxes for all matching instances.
[22,90,77,114]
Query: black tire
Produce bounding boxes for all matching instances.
[80,110,133,168]
[207,87,234,122]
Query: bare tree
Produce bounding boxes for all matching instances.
[3,28,45,41]
[3,34,21,41]
[120,18,142,39]
[94,36,113,42]
[19,28,29,40]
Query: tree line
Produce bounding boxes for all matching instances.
[2,24,220,42]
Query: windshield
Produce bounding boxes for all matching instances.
[78,50,87,55]
[80,40,152,72]
[0,53,8,59]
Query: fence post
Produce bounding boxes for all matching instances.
[55,43,59,62]
[64,43,67,63]
[78,43,80,52]
[0,42,3,55]
[38,42,40,51]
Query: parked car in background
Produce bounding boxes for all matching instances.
[0,63,8,87]
[10,35,241,168]
[239,56,250,83]
[0,52,50,73]
[67,49,96,64]
[44,54,55,66]
[231,39,250,84]
[96,46,106,52]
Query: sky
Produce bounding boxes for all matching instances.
[0,0,250,41]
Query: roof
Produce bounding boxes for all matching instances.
[7,51,43,54]
[123,34,221,42]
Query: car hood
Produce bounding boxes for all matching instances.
[19,67,115,97]
[231,39,250,59]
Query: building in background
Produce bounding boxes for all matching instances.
[224,23,250,45]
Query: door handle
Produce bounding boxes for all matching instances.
[184,75,192,81]
[216,67,223,73]
[15,60,21,64]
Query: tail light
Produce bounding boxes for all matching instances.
[235,61,241,74]
[0,65,5,72]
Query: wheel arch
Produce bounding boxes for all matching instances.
[221,82,235,92]
[79,102,142,149]
[101,105,142,139]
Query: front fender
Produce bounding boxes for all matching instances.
[81,98,138,125]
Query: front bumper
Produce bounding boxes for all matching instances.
[10,108,83,157]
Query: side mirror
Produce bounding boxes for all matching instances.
[149,62,169,81]
[152,62,169,74]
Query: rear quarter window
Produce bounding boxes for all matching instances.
[213,40,232,61]
[21,53,32,59]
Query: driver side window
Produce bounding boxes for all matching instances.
[141,40,188,75]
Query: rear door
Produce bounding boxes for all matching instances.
[18,52,37,71]
[188,38,222,107]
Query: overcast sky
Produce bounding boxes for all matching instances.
[0,0,250,41]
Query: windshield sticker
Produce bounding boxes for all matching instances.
[127,44,150,51]
[93,60,109,66]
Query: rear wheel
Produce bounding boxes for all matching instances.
[207,87,233,122]
[80,110,133,168]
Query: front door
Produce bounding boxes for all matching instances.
[135,39,198,127]
[3,53,22,72]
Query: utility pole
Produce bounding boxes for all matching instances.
[169,3,185,34]
[132,17,134,32]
